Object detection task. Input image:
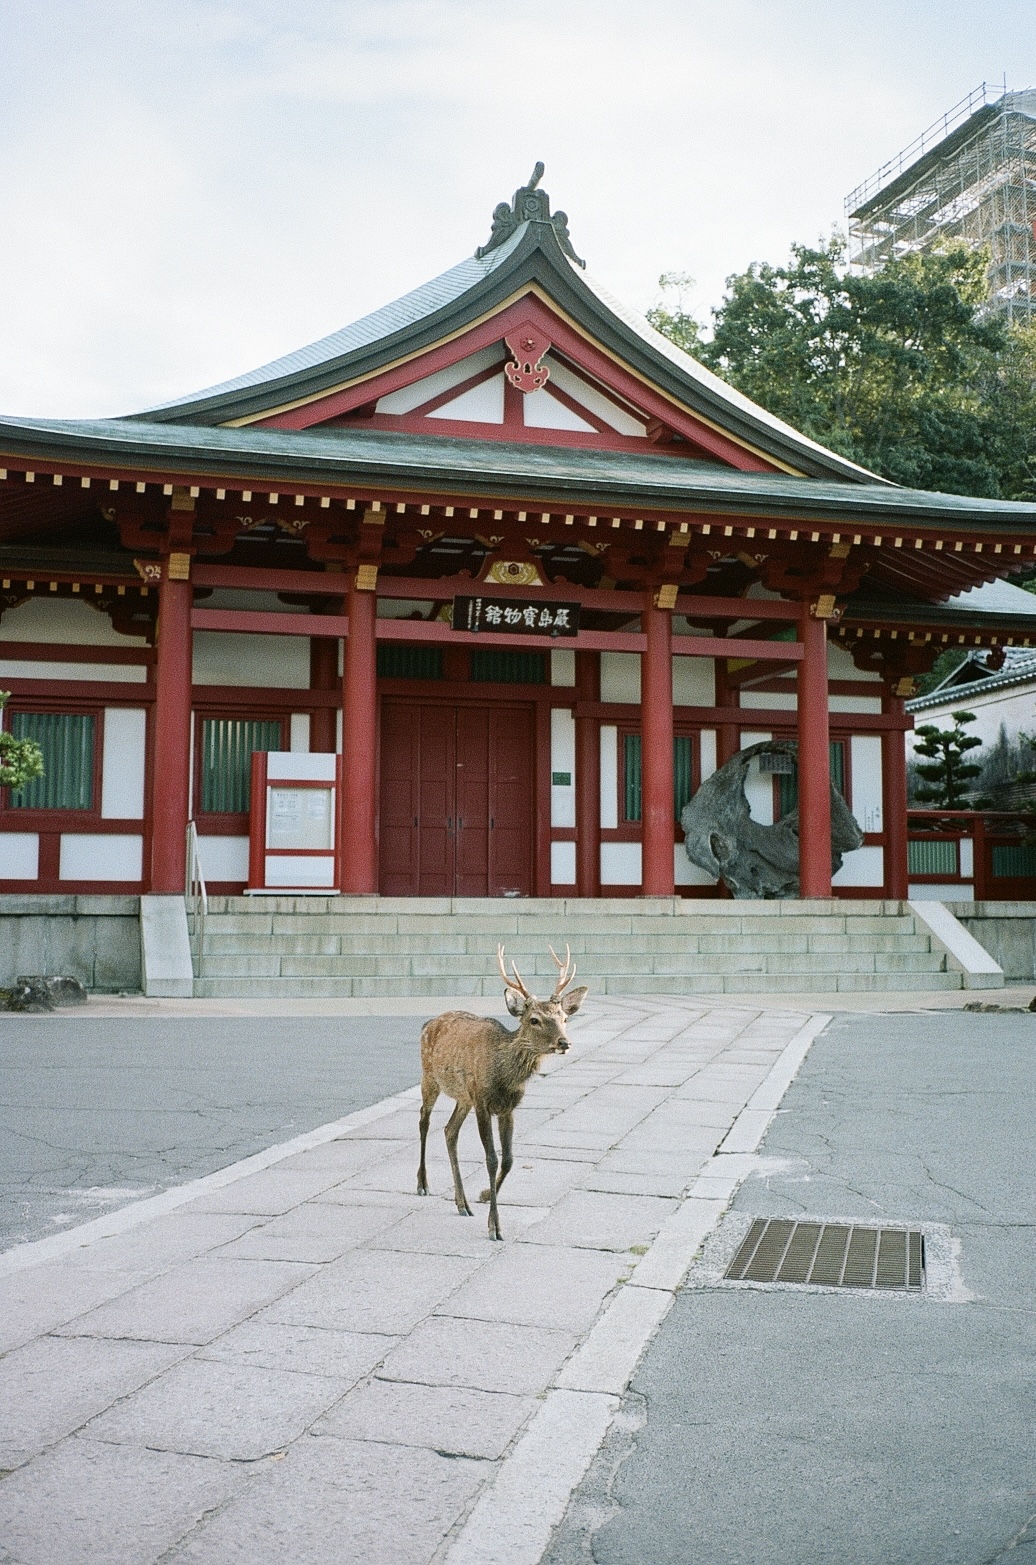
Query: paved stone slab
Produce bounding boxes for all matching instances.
[380,1315,578,1396]
[315,1377,535,1458]
[368,1201,551,1257]
[0,1257,154,1354]
[73,1211,262,1274]
[187,1165,350,1214]
[213,1197,409,1262]
[519,1189,677,1253]
[164,1433,486,1565]
[0,1334,189,1468]
[197,1319,399,1379]
[437,1242,625,1331]
[85,1356,352,1460]
[56,1257,315,1344]
[0,1436,243,1565]
[262,1247,481,1333]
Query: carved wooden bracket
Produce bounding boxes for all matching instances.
[504,326,551,393]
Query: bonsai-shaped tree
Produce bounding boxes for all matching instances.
[912,710,984,808]
[0,692,44,792]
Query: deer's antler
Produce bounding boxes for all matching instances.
[548,943,577,999]
[497,944,532,1000]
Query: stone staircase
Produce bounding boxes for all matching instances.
[188,896,991,998]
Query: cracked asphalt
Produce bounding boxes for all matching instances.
[543,1011,1036,1565]
[0,1014,424,1250]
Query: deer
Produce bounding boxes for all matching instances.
[417,945,588,1240]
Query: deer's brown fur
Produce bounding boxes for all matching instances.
[417,946,588,1240]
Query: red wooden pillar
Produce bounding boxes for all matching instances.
[575,650,600,898]
[149,574,193,894]
[642,594,675,896]
[310,634,340,754]
[797,611,832,898]
[714,657,739,767]
[340,580,378,893]
[881,691,909,901]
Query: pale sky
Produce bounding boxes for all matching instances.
[1,0,1032,418]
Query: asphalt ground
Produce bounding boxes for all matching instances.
[543,1011,1036,1565]
[0,1015,424,1249]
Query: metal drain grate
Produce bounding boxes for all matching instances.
[726,1219,924,1290]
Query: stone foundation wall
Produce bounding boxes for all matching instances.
[0,896,141,992]
[950,903,1036,981]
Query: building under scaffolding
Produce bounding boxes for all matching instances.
[846,84,1036,323]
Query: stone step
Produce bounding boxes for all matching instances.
[198,930,935,959]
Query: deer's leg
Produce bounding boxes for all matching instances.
[444,1101,473,1217]
[480,1110,514,1204]
[417,1080,439,1196]
[474,1105,503,1240]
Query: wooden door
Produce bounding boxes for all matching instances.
[379,701,534,896]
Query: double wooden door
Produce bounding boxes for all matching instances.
[379,701,534,896]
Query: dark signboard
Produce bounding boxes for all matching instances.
[453,596,581,636]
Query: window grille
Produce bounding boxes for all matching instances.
[200,719,282,814]
[907,838,959,876]
[8,712,95,810]
[469,650,547,684]
[623,734,694,823]
[991,844,1036,878]
[377,645,444,680]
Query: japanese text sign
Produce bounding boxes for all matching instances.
[453,596,581,636]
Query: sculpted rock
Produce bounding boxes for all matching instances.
[680,740,864,899]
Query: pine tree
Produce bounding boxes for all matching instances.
[912,711,984,808]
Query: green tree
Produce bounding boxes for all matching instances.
[650,238,1036,499]
[912,711,985,808]
[0,693,44,792]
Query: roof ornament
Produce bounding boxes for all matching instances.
[476,163,586,268]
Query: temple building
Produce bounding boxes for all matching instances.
[3,166,1036,921]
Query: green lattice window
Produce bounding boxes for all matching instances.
[776,742,846,819]
[377,644,444,680]
[623,734,695,823]
[8,712,95,810]
[991,844,1036,879]
[200,719,282,814]
[907,838,959,876]
[469,650,546,684]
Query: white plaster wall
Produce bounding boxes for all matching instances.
[833,845,885,887]
[0,596,149,646]
[830,695,883,714]
[600,725,618,829]
[101,709,147,820]
[0,834,39,878]
[910,882,974,899]
[740,731,774,825]
[550,649,576,687]
[600,653,640,704]
[198,835,249,883]
[0,659,147,683]
[264,855,336,887]
[699,730,718,782]
[849,735,883,833]
[907,683,1036,753]
[551,841,576,884]
[673,656,715,706]
[192,631,309,688]
[675,844,716,886]
[829,641,881,681]
[376,345,504,414]
[550,708,576,828]
[289,714,311,752]
[601,841,641,884]
[740,690,796,711]
[432,375,506,423]
[60,834,142,881]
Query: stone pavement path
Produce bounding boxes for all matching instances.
[0,997,820,1565]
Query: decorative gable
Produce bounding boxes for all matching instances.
[252,297,777,471]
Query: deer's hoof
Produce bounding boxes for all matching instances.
[458,1204,474,1218]
[489,1225,503,1241]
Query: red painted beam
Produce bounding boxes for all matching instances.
[189,606,803,661]
[797,613,832,898]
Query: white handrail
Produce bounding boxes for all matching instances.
[185,822,208,974]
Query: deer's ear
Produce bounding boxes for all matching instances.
[561,985,589,1016]
[504,989,525,1017]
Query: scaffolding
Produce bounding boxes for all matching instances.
[846,84,1036,323]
